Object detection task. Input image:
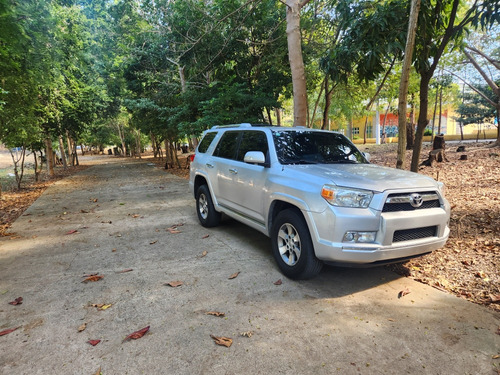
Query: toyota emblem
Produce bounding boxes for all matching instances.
[410,193,423,208]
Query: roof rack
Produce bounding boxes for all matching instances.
[211,123,272,129]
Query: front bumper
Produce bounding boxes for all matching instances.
[306,204,450,264]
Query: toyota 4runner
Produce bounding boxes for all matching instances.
[189,123,450,279]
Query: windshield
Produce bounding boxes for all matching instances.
[272,130,368,165]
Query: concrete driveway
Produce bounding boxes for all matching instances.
[1,158,498,374]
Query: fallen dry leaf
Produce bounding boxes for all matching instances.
[493,354,500,359]
[167,228,181,234]
[123,326,150,342]
[228,272,240,280]
[240,331,253,338]
[131,214,141,218]
[202,234,210,239]
[210,334,233,347]
[165,281,183,287]
[150,240,158,245]
[0,326,20,336]
[490,295,500,304]
[200,250,208,257]
[87,339,101,346]
[78,323,87,332]
[82,275,104,283]
[274,279,282,285]
[116,269,133,273]
[66,229,78,235]
[398,288,411,299]
[8,297,23,305]
[93,366,102,375]
[206,311,225,317]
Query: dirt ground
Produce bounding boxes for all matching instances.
[1,142,499,313]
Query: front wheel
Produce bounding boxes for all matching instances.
[196,185,221,228]
[271,209,323,280]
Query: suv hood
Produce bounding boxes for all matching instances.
[285,164,438,192]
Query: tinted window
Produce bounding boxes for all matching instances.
[236,131,268,162]
[272,130,368,165]
[198,132,217,153]
[214,131,241,159]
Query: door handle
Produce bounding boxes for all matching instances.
[229,168,238,174]
[206,163,214,168]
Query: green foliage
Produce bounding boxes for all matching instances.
[456,84,497,125]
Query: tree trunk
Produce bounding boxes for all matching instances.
[286,0,310,126]
[322,77,333,130]
[58,135,67,169]
[437,84,443,134]
[431,81,439,143]
[397,0,421,169]
[411,73,432,172]
[275,108,282,126]
[9,146,26,189]
[45,137,55,177]
[266,107,273,125]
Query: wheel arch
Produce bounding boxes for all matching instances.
[268,200,307,236]
[193,174,208,198]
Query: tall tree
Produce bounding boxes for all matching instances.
[286,0,312,126]
[410,0,500,171]
[397,0,420,169]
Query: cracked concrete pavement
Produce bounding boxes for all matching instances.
[1,157,499,374]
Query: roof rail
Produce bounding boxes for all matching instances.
[211,123,258,129]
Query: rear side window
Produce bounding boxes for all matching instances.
[198,132,217,153]
[214,131,241,159]
[236,131,268,161]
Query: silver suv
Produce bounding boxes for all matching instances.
[189,123,450,279]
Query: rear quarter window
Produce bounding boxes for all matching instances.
[197,132,217,153]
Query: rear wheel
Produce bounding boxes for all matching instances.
[271,209,323,279]
[196,185,221,227]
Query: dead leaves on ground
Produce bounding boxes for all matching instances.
[82,274,104,283]
[165,281,184,288]
[8,297,23,305]
[228,271,240,280]
[87,339,101,346]
[206,311,225,317]
[398,288,411,299]
[91,303,112,311]
[0,326,20,336]
[123,326,150,342]
[210,334,233,348]
[167,223,184,234]
[115,268,133,274]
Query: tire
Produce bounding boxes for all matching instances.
[196,185,221,228]
[271,209,323,280]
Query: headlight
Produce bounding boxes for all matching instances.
[321,185,373,208]
[437,181,445,196]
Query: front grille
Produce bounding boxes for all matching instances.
[383,192,440,212]
[393,226,437,243]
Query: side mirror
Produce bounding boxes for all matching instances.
[244,151,266,165]
[363,152,371,162]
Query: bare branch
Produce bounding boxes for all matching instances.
[443,68,497,108]
[463,49,500,97]
[465,45,500,71]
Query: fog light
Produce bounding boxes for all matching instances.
[343,231,377,243]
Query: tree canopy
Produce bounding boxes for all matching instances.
[0,0,498,183]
